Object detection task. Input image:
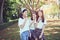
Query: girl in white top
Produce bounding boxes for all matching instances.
[29,11,38,40]
[18,8,31,40]
[30,11,37,30]
[37,9,46,40]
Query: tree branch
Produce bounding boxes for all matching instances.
[35,0,40,10]
[19,0,30,10]
[24,0,32,10]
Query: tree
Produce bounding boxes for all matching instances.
[0,0,4,24]
[3,0,18,22]
[19,0,44,11]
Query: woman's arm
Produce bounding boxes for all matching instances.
[39,19,47,38]
[39,25,45,39]
[22,19,27,28]
[18,18,27,29]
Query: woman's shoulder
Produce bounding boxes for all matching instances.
[19,18,21,20]
[27,18,33,22]
[18,18,23,21]
[39,19,47,24]
[43,19,47,24]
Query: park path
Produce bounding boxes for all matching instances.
[0,22,60,40]
[0,23,20,40]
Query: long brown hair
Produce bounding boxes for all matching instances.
[37,10,44,22]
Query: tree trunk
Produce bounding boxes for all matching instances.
[0,0,4,24]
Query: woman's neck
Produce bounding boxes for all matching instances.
[37,17,42,22]
[23,16,27,19]
[38,17,42,20]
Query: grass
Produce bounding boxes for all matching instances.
[0,19,18,30]
[0,22,60,40]
[45,26,60,40]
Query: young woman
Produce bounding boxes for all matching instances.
[28,11,37,40]
[35,10,47,40]
[18,8,31,40]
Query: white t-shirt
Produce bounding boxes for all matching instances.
[37,19,47,29]
[30,19,47,30]
[30,20,35,30]
[18,18,31,35]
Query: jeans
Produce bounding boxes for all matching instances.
[20,31,29,40]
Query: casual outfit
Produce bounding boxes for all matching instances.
[28,20,36,40]
[18,18,31,40]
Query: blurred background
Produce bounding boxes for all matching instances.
[0,0,60,40]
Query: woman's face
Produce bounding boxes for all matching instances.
[38,11,42,17]
[32,13,36,20]
[23,11,27,18]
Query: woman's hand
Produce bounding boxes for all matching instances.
[29,33,31,37]
[35,38,38,40]
[20,25,24,29]
[39,35,42,39]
